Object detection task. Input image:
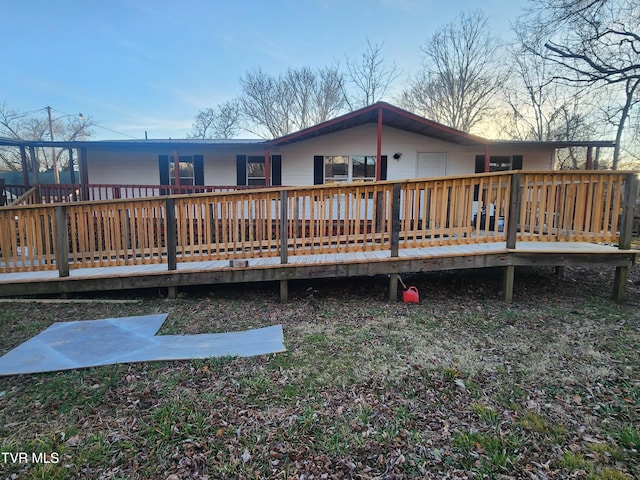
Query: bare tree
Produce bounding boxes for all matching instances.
[0,103,95,174]
[189,99,242,139]
[516,0,640,168]
[501,30,600,170]
[344,40,400,109]
[239,66,347,138]
[400,10,506,132]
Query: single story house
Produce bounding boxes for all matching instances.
[1,102,614,193]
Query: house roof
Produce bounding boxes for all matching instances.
[0,136,265,149]
[0,102,616,150]
[267,101,491,147]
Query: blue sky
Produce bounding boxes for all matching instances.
[2,0,528,140]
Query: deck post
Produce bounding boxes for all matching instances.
[166,197,177,299]
[503,263,515,303]
[280,190,289,302]
[503,173,521,302]
[613,173,638,302]
[505,173,521,250]
[389,183,401,302]
[54,206,70,278]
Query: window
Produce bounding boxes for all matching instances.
[324,156,349,183]
[169,156,194,185]
[475,155,523,173]
[159,154,204,187]
[323,155,376,183]
[247,156,266,186]
[489,156,511,172]
[352,156,377,182]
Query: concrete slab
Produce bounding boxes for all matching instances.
[0,314,285,376]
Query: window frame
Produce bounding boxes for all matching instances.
[169,155,195,186]
[247,155,268,186]
[323,155,377,184]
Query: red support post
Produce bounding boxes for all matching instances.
[173,149,180,188]
[484,145,490,172]
[79,147,89,200]
[376,107,383,181]
[20,146,30,187]
[264,147,271,186]
[68,148,76,185]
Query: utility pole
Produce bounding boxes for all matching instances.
[46,106,59,184]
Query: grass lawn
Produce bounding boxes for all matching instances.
[1,265,639,479]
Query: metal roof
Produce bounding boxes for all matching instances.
[0,136,265,149]
[0,103,616,150]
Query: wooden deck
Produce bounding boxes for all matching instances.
[0,171,637,301]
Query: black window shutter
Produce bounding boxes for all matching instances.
[313,155,324,185]
[379,155,388,181]
[512,155,523,170]
[236,155,247,186]
[475,155,485,173]
[271,155,282,186]
[194,155,204,185]
[159,155,169,185]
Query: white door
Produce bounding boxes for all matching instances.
[417,152,447,178]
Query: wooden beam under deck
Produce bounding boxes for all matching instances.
[0,243,635,299]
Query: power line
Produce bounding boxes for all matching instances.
[52,108,140,139]
[91,124,140,139]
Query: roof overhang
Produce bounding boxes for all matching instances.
[488,140,616,149]
[0,137,266,149]
[267,102,491,147]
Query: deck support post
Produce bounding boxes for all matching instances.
[502,173,521,302]
[613,173,638,302]
[502,264,515,303]
[54,206,70,278]
[279,190,289,303]
[166,198,177,271]
[166,197,177,299]
[279,279,288,303]
[612,268,629,303]
[388,183,401,302]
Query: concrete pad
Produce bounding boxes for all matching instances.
[0,314,285,376]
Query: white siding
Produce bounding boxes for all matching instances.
[84,127,555,187]
[86,144,265,186]
[277,124,555,184]
[87,151,160,185]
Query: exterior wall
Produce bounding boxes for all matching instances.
[86,144,265,186]
[275,124,555,185]
[84,126,555,187]
[86,150,160,185]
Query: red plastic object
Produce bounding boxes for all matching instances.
[402,286,419,304]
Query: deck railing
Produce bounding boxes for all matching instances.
[0,171,635,274]
[6,183,263,206]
